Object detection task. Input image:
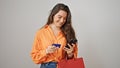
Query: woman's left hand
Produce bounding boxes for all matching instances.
[64,43,75,54]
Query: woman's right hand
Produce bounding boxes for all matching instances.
[46,45,58,54]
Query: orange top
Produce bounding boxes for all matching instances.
[31,25,78,64]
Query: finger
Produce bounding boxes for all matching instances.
[71,43,75,47]
[64,46,69,50]
[67,44,72,48]
[52,45,56,48]
[64,47,69,51]
[53,47,58,51]
[56,47,59,49]
[48,46,54,49]
[51,46,56,49]
[64,49,68,52]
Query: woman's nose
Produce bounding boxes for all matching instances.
[60,18,64,23]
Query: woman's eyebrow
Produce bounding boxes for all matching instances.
[58,15,62,17]
[58,15,66,18]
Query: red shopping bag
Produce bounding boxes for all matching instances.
[58,57,85,68]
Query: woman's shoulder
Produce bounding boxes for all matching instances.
[36,25,49,33]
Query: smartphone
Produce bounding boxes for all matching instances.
[65,39,77,48]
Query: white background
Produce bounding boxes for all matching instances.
[0,0,120,68]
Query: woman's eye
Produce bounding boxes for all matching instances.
[58,16,61,19]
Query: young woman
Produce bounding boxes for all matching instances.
[31,3,78,68]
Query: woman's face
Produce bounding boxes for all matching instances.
[53,10,67,28]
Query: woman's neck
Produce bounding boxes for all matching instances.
[49,24,62,36]
[49,24,61,31]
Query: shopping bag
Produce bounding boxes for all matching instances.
[58,57,85,68]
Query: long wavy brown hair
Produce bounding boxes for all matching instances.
[46,3,76,43]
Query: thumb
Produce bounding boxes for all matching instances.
[72,43,76,47]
